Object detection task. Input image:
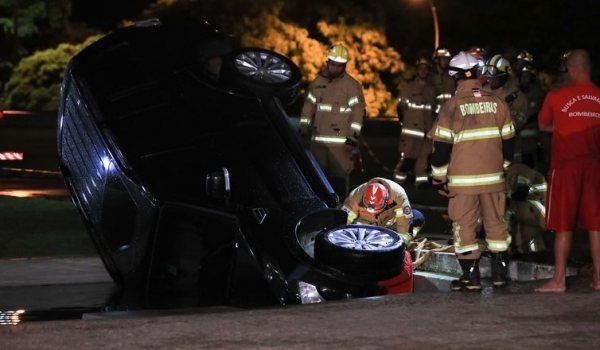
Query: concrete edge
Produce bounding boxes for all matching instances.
[0,167,62,179]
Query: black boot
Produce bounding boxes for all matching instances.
[491,251,510,288]
[450,259,482,292]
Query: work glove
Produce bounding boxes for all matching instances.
[432,178,449,197]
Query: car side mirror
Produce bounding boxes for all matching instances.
[206,167,231,205]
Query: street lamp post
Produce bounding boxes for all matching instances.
[428,0,440,51]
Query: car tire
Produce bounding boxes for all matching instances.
[314,225,406,280]
[222,47,302,106]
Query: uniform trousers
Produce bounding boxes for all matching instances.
[448,191,509,260]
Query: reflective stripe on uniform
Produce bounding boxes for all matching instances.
[394,208,405,218]
[529,200,546,217]
[486,238,510,252]
[317,104,333,112]
[351,122,362,132]
[313,136,347,144]
[343,206,358,224]
[306,92,317,104]
[394,173,407,182]
[401,128,426,138]
[454,243,479,254]
[454,127,501,143]
[436,93,453,101]
[435,125,454,142]
[448,172,505,186]
[317,103,352,114]
[531,182,547,193]
[407,102,432,111]
[415,176,429,184]
[299,116,312,126]
[348,96,359,106]
[398,232,412,244]
[431,164,448,177]
[501,122,516,137]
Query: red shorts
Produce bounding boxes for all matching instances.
[546,166,600,231]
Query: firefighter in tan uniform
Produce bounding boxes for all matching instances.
[394,58,436,189]
[483,54,529,163]
[299,43,366,200]
[505,162,548,255]
[431,51,516,292]
[341,177,421,245]
[430,47,456,115]
[519,65,547,170]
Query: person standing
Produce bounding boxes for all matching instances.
[535,49,600,293]
[430,47,456,115]
[299,43,366,200]
[431,51,516,291]
[394,58,436,189]
[519,65,547,170]
[483,54,529,163]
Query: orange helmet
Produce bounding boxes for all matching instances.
[363,183,389,213]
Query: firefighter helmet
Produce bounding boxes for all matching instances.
[466,46,486,60]
[415,57,430,66]
[482,54,512,78]
[448,51,480,79]
[433,47,451,59]
[327,43,350,63]
[516,50,533,62]
[363,183,389,213]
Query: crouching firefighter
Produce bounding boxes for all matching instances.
[430,51,516,291]
[341,177,424,294]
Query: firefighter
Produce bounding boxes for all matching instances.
[505,162,548,255]
[299,43,366,200]
[549,51,572,91]
[483,54,529,163]
[519,65,547,170]
[394,57,436,189]
[430,47,456,115]
[431,51,516,291]
[342,177,426,294]
[341,177,421,246]
[511,49,533,79]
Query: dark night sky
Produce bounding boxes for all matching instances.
[69,0,600,74]
[71,0,150,30]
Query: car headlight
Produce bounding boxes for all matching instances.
[298,281,325,304]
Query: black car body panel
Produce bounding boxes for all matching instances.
[58,18,405,306]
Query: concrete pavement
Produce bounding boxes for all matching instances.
[0,258,598,350]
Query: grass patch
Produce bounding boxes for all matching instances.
[0,195,97,259]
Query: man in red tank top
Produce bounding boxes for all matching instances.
[536,49,600,293]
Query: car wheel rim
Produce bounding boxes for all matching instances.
[234,51,292,83]
[326,227,399,250]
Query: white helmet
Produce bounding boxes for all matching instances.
[448,51,480,79]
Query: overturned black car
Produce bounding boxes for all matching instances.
[58,18,409,306]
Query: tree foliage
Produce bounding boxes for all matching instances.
[2,34,102,111]
[239,11,405,117]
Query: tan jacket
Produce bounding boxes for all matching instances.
[341,177,414,243]
[398,77,437,140]
[299,71,366,146]
[432,79,516,195]
[430,69,456,114]
[490,82,529,130]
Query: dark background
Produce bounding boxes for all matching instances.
[70,0,600,75]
